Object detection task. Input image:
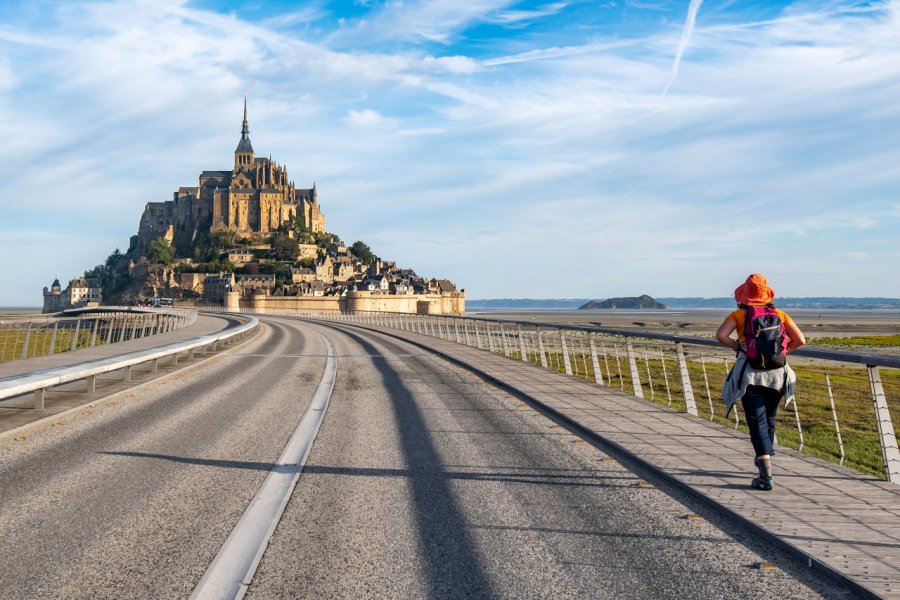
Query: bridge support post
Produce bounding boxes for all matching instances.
[124,365,132,382]
[33,388,44,410]
[625,339,644,398]
[676,343,698,416]
[589,335,604,385]
[86,375,96,393]
[868,366,900,484]
[152,358,158,373]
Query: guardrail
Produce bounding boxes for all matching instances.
[0,316,258,411]
[0,308,198,364]
[209,307,900,485]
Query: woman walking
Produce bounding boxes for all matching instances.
[716,274,806,491]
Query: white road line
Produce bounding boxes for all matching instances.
[190,330,337,600]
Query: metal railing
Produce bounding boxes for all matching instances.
[0,316,257,411]
[210,307,900,484]
[0,308,198,364]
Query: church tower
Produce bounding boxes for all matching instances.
[234,94,255,169]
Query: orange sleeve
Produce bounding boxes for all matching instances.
[727,309,745,342]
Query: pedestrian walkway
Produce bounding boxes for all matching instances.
[350,321,900,599]
[0,314,238,379]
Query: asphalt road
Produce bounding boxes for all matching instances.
[0,317,848,599]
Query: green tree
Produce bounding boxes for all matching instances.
[272,233,299,261]
[350,241,375,264]
[149,237,176,265]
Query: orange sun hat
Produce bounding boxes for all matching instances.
[734,273,775,306]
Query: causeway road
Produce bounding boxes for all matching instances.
[0,317,849,599]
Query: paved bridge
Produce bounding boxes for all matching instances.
[0,312,897,599]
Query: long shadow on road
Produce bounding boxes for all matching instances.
[335,326,494,599]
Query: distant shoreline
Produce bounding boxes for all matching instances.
[468,297,900,310]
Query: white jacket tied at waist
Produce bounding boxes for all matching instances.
[722,352,797,413]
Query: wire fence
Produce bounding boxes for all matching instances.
[0,308,198,364]
[195,306,900,483]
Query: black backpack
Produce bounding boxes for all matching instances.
[742,305,788,370]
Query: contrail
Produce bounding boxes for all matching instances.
[663,0,703,96]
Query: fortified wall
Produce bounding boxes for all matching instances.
[220,290,465,315]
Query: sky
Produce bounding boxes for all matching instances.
[1,0,898,305]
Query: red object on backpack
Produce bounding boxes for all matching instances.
[743,306,788,370]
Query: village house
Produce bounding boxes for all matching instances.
[226,250,255,267]
[203,273,235,303]
[291,266,316,284]
[237,273,276,296]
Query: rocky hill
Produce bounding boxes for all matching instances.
[579,295,666,310]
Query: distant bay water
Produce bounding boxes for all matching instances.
[467,298,900,310]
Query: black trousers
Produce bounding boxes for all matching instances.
[741,385,782,457]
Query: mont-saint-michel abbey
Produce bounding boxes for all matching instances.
[43,100,464,315]
[137,99,325,252]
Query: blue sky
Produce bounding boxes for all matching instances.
[1,0,898,305]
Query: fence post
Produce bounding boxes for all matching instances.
[675,343,698,416]
[20,323,32,359]
[517,325,528,362]
[90,319,99,347]
[868,366,900,484]
[625,338,644,398]
[500,324,511,358]
[825,374,845,465]
[33,388,44,410]
[49,321,59,356]
[589,335,603,385]
[537,331,548,369]
[487,324,496,353]
[70,319,82,352]
[559,331,573,376]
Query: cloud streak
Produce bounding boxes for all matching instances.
[663,0,703,96]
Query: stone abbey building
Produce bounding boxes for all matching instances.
[134,99,325,253]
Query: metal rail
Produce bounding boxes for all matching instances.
[0,316,258,410]
[0,308,199,364]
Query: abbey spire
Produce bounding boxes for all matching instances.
[234,93,255,168]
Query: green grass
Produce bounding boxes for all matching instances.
[808,334,900,348]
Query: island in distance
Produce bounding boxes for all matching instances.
[579,295,666,310]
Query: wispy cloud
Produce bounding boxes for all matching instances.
[485,2,569,26]
[662,0,703,96]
